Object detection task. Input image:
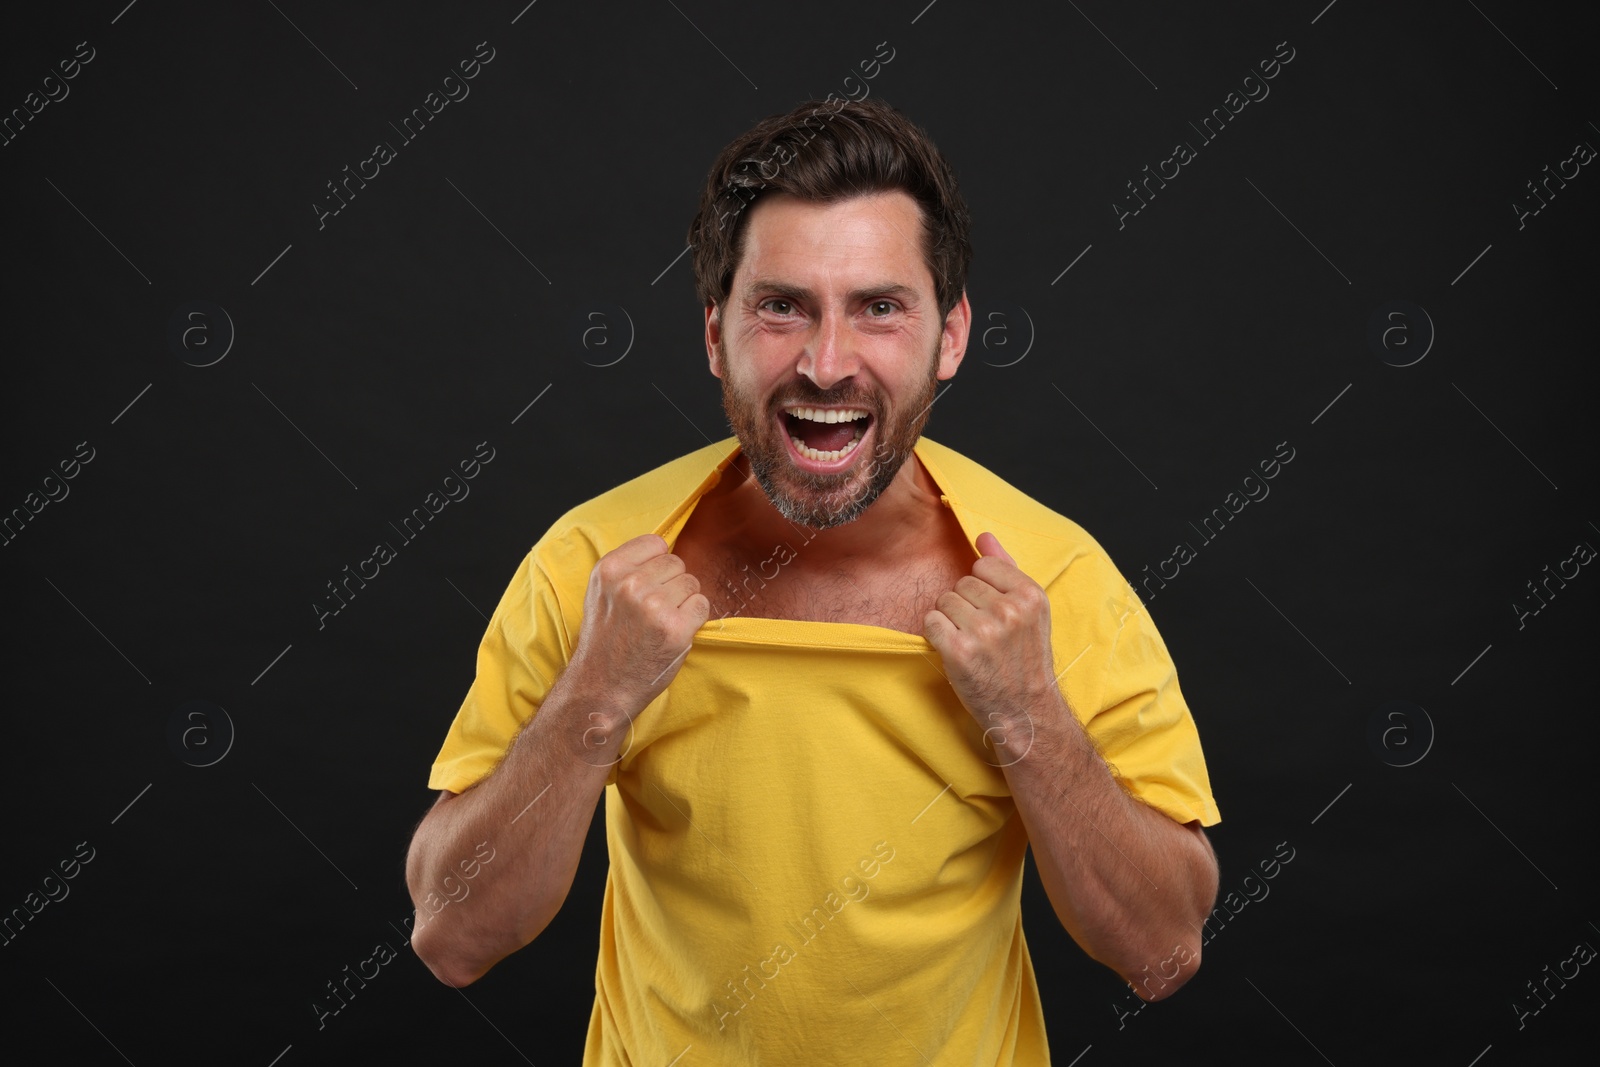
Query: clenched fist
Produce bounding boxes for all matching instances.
[924,532,1060,760]
[564,535,710,744]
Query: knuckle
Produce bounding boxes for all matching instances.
[645,594,676,626]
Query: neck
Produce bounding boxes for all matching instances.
[718,444,947,563]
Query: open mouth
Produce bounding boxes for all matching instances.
[780,405,873,465]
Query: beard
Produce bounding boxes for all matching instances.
[721,350,939,530]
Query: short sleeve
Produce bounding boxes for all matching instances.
[427,550,575,794]
[1051,552,1220,827]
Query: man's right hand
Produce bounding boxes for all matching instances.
[408,536,707,986]
[564,534,709,733]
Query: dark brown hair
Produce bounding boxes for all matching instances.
[687,98,972,320]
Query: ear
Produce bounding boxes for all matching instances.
[936,290,971,381]
[704,302,724,379]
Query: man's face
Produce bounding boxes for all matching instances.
[705,191,969,528]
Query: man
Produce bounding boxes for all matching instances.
[406,98,1221,1064]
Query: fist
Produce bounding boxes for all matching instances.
[925,532,1058,725]
[569,535,710,715]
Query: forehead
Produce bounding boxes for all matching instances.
[733,191,932,292]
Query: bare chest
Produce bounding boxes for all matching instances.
[678,528,975,635]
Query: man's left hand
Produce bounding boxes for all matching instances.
[925,532,1061,743]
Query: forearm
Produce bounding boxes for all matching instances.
[995,695,1218,999]
[405,668,632,986]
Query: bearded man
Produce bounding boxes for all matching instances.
[406,97,1221,1065]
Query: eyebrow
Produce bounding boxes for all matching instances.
[742,280,922,306]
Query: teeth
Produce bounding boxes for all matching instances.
[785,406,869,424]
[790,431,865,463]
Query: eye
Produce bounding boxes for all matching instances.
[760,298,796,315]
[867,300,897,317]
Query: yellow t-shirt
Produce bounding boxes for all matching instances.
[429,437,1220,1065]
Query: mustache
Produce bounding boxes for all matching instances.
[769,383,880,411]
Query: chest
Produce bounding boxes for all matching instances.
[677,524,975,635]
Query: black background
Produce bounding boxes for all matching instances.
[2,1,1596,1064]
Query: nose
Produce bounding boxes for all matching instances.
[797,307,860,391]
